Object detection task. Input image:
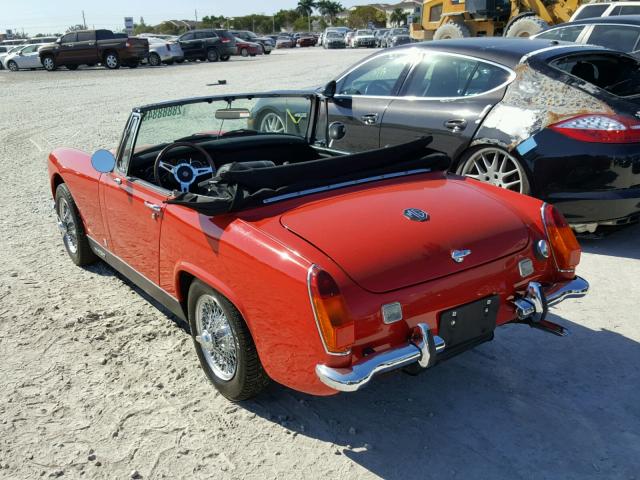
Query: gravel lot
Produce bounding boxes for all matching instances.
[0,47,639,480]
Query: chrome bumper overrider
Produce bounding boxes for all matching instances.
[315,324,445,392]
[316,276,589,393]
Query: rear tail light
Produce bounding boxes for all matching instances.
[550,114,640,144]
[542,204,581,275]
[125,40,132,48]
[221,38,231,43]
[307,266,354,355]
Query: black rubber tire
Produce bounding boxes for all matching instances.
[66,64,79,71]
[103,51,120,69]
[455,145,532,195]
[220,55,230,62]
[206,48,219,62]
[188,280,269,401]
[433,22,471,40]
[148,52,161,67]
[240,47,249,57]
[55,183,97,266]
[42,55,57,71]
[505,16,549,37]
[7,61,18,72]
[264,50,271,55]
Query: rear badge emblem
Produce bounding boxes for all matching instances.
[451,249,472,263]
[404,208,429,222]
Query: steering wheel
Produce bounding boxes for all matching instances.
[153,142,216,193]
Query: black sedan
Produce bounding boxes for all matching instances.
[304,38,639,232]
[533,15,640,58]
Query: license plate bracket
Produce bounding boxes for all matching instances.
[438,295,499,348]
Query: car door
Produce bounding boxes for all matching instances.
[327,50,415,152]
[56,32,77,63]
[72,31,97,64]
[379,52,514,160]
[16,45,38,68]
[99,115,166,283]
[178,32,197,58]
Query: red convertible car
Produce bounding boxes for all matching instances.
[49,92,589,400]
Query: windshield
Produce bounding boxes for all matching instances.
[134,95,313,154]
[327,32,343,39]
[391,29,408,35]
[357,30,373,35]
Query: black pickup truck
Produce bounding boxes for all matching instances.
[176,29,237,62]
[39,29,148,71]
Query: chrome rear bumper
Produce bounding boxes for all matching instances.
[316,324,445,393]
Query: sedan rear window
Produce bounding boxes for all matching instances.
[586,25,640,52]
[551,53,640,97]
[573,4,608,20]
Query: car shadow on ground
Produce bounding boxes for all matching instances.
[241,314,640,479]
[578,222,640,260]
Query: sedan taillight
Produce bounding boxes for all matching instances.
[542,204,581,276]
[550,114,640,143]
[308,266,354,355]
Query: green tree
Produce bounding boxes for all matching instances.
[390,8,408,27]
[317,1,344,26]
[66,24,86,32]
[346,6,386,29]
[297,0,317,31]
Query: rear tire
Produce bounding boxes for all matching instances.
[42,55,57,71]
[206,48,219,62]
[103,51,120,69]
[457,146,531,195]
[148,52,161,67]
[433,22,471,40]
[505,16,549,37]
[240,47,249,57]
[188,280,269,401]
[55,184,98,266]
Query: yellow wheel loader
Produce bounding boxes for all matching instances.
[410,0,582,40]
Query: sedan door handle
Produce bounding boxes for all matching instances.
[444,119,467,132]
[360,113,379,126]
[112,177,122,185]
[144,201,162,212]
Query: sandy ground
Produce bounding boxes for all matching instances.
[0,48,639,480]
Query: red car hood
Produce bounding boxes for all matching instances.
[280,178,530,293]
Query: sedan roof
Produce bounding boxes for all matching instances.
[396,37,600,68]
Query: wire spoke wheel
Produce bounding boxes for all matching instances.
[260,112,285,133]
[195,295,239,381]
[58,198,78,254]
[460,148,527,194]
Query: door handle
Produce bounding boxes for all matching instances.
[144,201,162,213]
[360,113,379,126]
[113,177,122,185]
[444,119,467,132]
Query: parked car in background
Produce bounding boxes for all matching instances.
[323,31,346,49]
[276,35,294,48]
[570,1,640,21]
[296,33,317,47]
[533,16,640,58]
[38,29,148,70]
[374,28,390,47]
[49,92,588,400]
[176,29,237,62]
[2,43,46,71]
[230,30,273,54]
[351,29,377,48]
[345,31,356,47]
[0,45,24,70]
[145,37,184,66]
[234,37,262,57]
[385,28,412,47]
[315,38,640,231]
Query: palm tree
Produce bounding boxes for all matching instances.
[390,8,408,27]
[297,0,317,31]
[318,1,343,26]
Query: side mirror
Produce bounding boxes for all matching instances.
[328,121,346,141]
[91,149,116,173]
[323,80,336,99]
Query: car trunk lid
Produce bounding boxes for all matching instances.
[280,178,530,293]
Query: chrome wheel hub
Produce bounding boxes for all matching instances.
[461,148,526,193]
[260,113,285,133]
[57,198,78,254]
[195,295,238,381]
[106,55,117,68]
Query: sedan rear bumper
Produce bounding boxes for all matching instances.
[316,276,588,392]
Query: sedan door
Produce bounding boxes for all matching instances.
[17,45,41,68]
[178,32,198,59]
[56,32,77,64]
[327,50,415,152]
[379,52,514,161]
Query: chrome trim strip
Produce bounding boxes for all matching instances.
[315,323,446,392]
[306,265,351,357]
[546,276,590,307]
[518,44,601,64]
[263,168,430,204]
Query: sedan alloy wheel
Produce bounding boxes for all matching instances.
[7,61,19,72]
[260,112,286,133]
[459,147,530,194]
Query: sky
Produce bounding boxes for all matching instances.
[1,0,365,35]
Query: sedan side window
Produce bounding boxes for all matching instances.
[61,33,76,43]
[611,5,640,15]
[573,4,608,20]
[587,25,640,52]
[536,25,585,42]
[403,54,511,98]
[180,32,195,41]
[337,53,412,96]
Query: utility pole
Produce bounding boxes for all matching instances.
[272,15,275,33]
[195,9,198,27]
[82,10,86,29]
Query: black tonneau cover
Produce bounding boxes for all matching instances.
[168,137,450,215]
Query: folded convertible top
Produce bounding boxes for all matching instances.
[168,136,450,215]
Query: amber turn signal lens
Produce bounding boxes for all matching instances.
[543,204,581,273]
[308,267,354,354]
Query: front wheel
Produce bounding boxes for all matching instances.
[42,55,57,71]
[258,110,286,134]
[206,48,219,62]
[148,52,161,67]
[7,60,18,72]
[55,184,97,266]
[240,47,249,57]
[103,51,120,69]
[188,281,269,401]
[457,146,531,195]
